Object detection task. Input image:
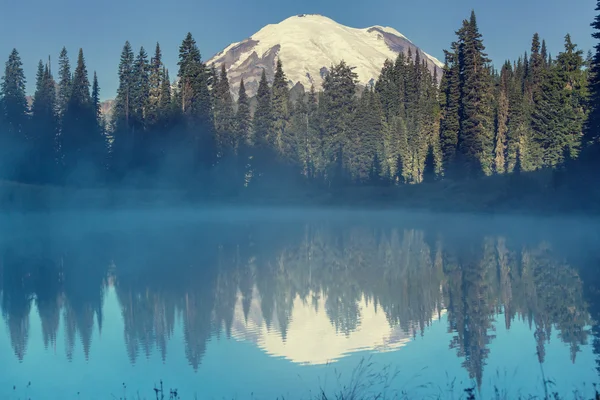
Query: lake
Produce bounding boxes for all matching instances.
[1,209,599,399]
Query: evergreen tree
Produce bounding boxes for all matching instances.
[587,0,600,149]
[439,45,461,173]
[423,145,436,182]
[158,67,172,124]
[253,69,272,147]
[131,46,150,131]
[213,63,235,153]
[61,49,104,182]
[531,35,588,167]
[113,41,135,132]
[57,47,72,117]
[272,59,290,154]
[30,59,59,183]
[506,58,528,173]
[494,62,510,174]
[146,43,163,128]
[0,49,28,138]
[320,61,358,185]
[91,71,101,125]
[177,32,214,168]
[457,11,495,176]
[234,78,251,148]
[306,85,322,179]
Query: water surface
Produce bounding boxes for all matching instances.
[1,209,599,399]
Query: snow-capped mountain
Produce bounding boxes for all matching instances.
[207,14,444,98]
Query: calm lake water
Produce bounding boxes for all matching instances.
[1,209,599,400]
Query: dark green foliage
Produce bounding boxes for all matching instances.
[457,11,495,177]
[213,64,235,153]
[57,47,71,117]
[61,49,105,184]
[587,0,600,149]
[440,47,460,171]
[0,49,28,181]
[423,145,436,182]
[146,43,163,129]
[253,69,272,147]
[131,46,150,132]
[320,61,358,184]
[494,63,510,174]
[29,60,59,183]
[1,49,28,137]
[272,59,290,154]
[234,78,251,149]
[531,35,588,168]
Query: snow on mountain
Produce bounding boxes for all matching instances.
[207,14,444,98]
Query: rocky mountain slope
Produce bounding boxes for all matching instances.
[207,14,443,98]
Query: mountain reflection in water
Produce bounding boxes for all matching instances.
[0,211,599,398]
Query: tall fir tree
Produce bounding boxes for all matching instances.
[506,58,528,173]
[146,43,163,128]
[61,49,104,182]
[494,62,510,174]
[234,78,251,148]
[30,59,59,183]
[271,59,291,154]
[253,69,272,147]
[586,0,600,151]
[439,44,461,173]
[213,63,235,153]
[131,46,150,132]
[111,41,136,176]
[177,32,214,168]
[457,11,495,176]
[320,61,358,184]
[57,47,72,117]
[0,49,28,138]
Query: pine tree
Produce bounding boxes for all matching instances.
[61,48,103,181]
[158,67,172,124]
[532,34,588,167]
[506,58,527,173]
[288,95,308,168]
[131,46,150,131]
[0,48,29,180]
[91,71,101,125]
[213,63,235,153]
[494,62,510,174]
[113,41,135,132]
[146,43,163,128]
[423,145,436,182]
[234,78,251,148]
[1,49,28,138]
[253,69,272,147]
[177,32,214,167]
[272,59,290,154]
[586,0,600,149]
[57,47,71,117]
[439,45,461,173]
[306,85,322,179]
[457,11,495,176]
[30,59,59,183]
[320,61,358,184]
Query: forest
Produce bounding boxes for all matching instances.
[0,5,599,208]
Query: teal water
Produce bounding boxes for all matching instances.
[1,210,599,399]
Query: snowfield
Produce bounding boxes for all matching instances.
[208,14,444,98]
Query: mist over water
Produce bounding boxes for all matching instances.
[1,208,599,399]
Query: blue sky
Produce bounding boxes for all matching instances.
[0,0,596,100]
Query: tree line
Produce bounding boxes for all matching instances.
[0,7,599,192]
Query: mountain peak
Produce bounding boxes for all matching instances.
[208,14,443,98]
